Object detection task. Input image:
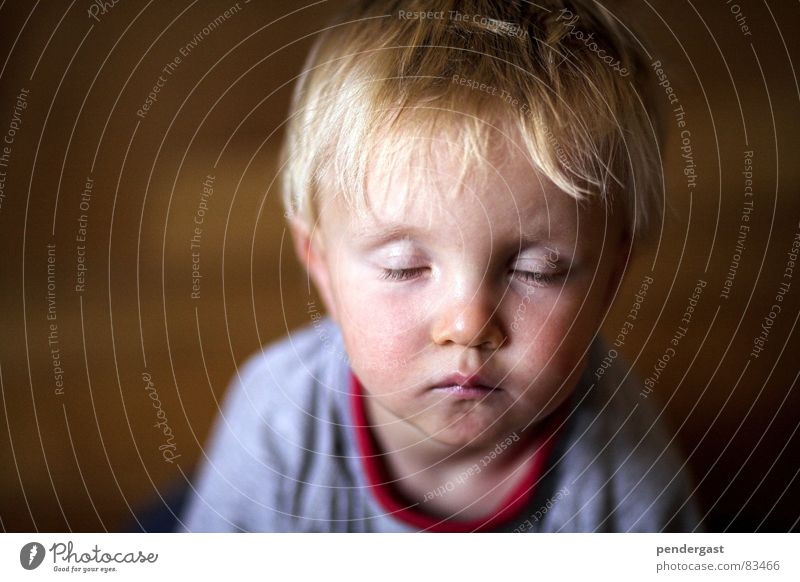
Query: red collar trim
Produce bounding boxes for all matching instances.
[349,371,568,532]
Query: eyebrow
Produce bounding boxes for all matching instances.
[353,223,555,252]
[351,223,427,247]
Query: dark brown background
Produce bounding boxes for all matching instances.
[0,0,798,532]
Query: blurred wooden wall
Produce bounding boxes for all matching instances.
[0,0,798,532]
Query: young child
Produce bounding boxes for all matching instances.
[180,0,702,532]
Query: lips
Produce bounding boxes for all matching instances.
[429,372,500,400]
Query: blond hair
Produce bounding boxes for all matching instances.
[280,0,665,241]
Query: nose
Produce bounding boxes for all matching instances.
[431,287,506,350]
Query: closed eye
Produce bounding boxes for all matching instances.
[379,267,428,281]
[511,270,563,286]
[381,268,562,284]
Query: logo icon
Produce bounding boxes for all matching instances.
[20,542,45,570]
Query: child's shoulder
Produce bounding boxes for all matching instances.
[189,316,350,484]
[230,315,348,424]
[179,316,350,532]
[239,315,341,381]
[555,336,703,531]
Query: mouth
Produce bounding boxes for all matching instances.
[431,385,498,399]
[429,373,501,400]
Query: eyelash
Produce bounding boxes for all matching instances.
[513,271,561,286]
[378,268,562,285]
[379,267,428,281]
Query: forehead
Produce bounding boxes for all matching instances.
[316,118,618,248]
[358,138,581,238]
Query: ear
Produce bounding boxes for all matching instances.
[288,216,339,322]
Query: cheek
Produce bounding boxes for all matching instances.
[509,293,591,373]
[510,291,579,337]
[336,287,426,373]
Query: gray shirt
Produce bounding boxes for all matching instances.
[178,316,703,532]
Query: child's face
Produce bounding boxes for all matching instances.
[295,137,628,449]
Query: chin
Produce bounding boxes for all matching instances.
[424,415,512,450]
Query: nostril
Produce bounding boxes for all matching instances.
[431,312,505,350]
[430,287,506,348]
